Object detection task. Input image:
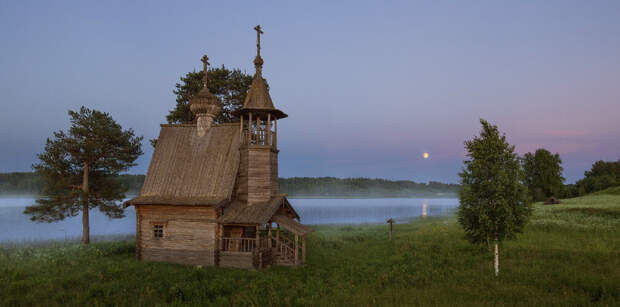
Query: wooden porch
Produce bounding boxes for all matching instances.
[218,215,312,269]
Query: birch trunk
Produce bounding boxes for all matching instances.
[494,239,499,276]
[81,161,90,245]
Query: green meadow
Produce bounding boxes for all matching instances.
[1,190,619,306]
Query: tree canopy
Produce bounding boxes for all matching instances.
[458,119,531,276]
[574,160,620,195]
[149,65,257,148]
[24,107,143,244]
[522,148,565,202]
[166,66,255,124]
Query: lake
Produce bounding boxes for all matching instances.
[0,197,459,243]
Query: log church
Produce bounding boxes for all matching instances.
[125,25,312,269]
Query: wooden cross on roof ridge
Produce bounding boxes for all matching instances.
[254,25,263,57]
[201,54,209,87]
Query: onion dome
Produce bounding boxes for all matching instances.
[190,86,221,116]
[190,54,222,117]
[191,55,222,136]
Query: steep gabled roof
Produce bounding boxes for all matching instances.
[126,123,240,206]
[242,65,274,110]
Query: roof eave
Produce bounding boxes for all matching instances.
[233,108,288,119]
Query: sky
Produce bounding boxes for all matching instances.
[1,1,619,183]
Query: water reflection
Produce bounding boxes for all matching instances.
[293,198,458,225]
[0,197,135,243]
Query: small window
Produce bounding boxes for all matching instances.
[153,224,164,238]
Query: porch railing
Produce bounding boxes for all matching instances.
[242,129,277,147]
[220,233,301,265]
[276,240,295,263]
[221,237,257,252]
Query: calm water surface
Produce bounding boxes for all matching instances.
[0,197,458,243]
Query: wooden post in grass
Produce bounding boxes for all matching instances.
[302,235,306,264]
[267,223,272,248]
[387,218,394,240]
[294,234,299,265]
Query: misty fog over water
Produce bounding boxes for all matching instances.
[0,197,459,243]
[293,198,459,225]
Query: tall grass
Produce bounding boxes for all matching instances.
[1,193,618,306]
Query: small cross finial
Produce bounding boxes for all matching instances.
[254,25,263,57]
[201,54,209,87]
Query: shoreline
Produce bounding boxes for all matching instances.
[287,195,457,199]
[0,215,453,247]
[2,194,458,199]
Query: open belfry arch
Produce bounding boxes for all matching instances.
[125,25,312,269]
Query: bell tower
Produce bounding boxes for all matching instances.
[235,25,288,204]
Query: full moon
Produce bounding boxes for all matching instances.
[423,152,429,159]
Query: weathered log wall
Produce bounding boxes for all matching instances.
[235,150,249,202]
[235,146,279,204]
[136,205,217,266]
[270,150,279,196]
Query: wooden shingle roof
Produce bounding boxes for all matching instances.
[219,195,299,224]
[234,71,287,119]
[234,31,287,119]
[126,123,240,206]
[271,215,313,235]
[243,72,274,110]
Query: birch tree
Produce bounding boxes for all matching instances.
[458,119,531,276]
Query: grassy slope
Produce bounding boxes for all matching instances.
[1,193,619,306]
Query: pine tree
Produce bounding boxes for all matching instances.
[166,65,255,124]
[149,65,256,148]
[458,119,531,276]
[24,107,143,244]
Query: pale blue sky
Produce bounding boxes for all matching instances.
[1,1,619,183]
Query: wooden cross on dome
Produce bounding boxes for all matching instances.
[201,54,209,87]
[254,25,263,57]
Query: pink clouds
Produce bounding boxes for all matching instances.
[543,129,590,138]
[515,142,598,155]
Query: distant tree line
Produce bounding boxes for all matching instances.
[1,172,459,197]
[563,160,620,198]
[519,147,620,201]
[279,177,460,197]
[4,159,617,199]
[0,172,43,195]
[0,172,145,196]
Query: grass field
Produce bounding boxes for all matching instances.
[1,191,619,306]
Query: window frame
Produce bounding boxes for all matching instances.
[153,223,165,239]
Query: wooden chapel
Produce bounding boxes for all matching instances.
[125,25,312,269]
